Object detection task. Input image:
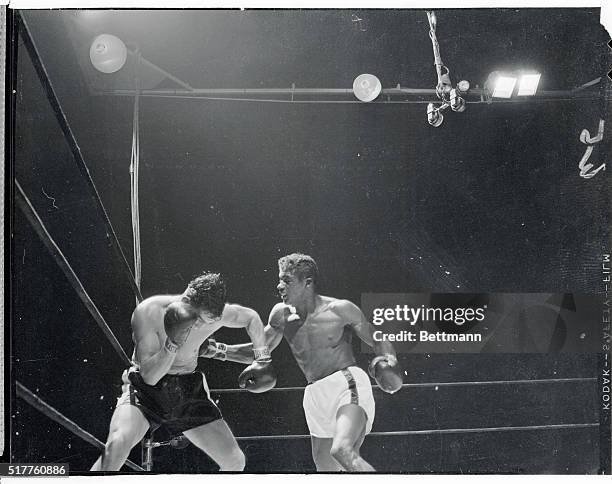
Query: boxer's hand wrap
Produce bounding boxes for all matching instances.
[253,346,271,362]
[164,337,179,354]
[369,354,402,394]
[199,339,227,360]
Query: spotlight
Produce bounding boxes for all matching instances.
[517,73,541,96]
[427,103,444,127]
[450,89,466,112]
[485,70,541,99]
[492,76,517,99]
[353,74,382,102]
[89,34,127,74]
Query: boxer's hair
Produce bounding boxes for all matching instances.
[185,271,227,317]
[278,253,319,285]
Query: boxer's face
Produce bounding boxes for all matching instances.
[277,270,308,305]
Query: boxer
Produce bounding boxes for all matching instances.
[91,271,275,471]
[203,255,401,471]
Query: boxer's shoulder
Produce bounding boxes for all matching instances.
[131,295,179,330]
[134,295,178,313]
[269,303,290,328]
[325,297,355,313]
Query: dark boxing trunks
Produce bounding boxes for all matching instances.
[119,370,222,436]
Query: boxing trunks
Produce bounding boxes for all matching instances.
[302,366,375,438]
[117,368,222,436]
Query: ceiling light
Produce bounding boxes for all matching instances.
[353,74,382,102]
[492,75,517,99]
[517,73,541,96]
[89,34,127,74]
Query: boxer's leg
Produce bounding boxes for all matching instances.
[183,419,245,471]
[311,436,343,471]
[91,404,150,471]
[329,404,374,471]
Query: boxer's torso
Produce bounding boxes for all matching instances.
[130,295,223,374]
[283,297,356,383]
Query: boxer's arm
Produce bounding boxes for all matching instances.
[202,303,286,364]
[132,310,177,385]
[220,304,267,355]
[334,299,397,360]
[334,299,402,393]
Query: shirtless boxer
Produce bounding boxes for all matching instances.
[91,271,275,471]
[203,254,402,471]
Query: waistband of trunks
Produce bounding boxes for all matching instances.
[308,366,360,385]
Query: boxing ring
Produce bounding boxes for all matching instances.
[12,10,608,473]
[12,181,604,471]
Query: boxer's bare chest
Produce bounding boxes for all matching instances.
[283,306,356,382]
[167,321,222,368]
[284,307,350,355]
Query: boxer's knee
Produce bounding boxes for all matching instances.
[104,430,133,460]
[218,446,245,471]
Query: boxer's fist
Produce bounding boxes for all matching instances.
[198,338,227,360]
[238,360,277,393]
[164,302,198,347]
[369,355,403,394]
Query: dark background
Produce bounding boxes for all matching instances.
[9,8,611,473]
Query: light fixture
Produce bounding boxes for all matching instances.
[517,73,541,96]
[450,89,466,112]
[89,34,128,74]
[352,74,382,102]
[456,80,470,94]
[492,75,517,99]
[427,103,444,127]
[425,11,469,126]
[485,70,541,99]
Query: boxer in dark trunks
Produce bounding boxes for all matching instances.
[91,271,275,471]
[203,255,402,471]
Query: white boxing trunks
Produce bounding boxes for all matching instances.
[303,366,375,438]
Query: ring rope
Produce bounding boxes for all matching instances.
[16,379,596,452]
[15,180,131,366]
[234,422,599,441]
[130,84,142,303]
[210,376,596,394]
[16,382,145,471]
[17,13,143,303]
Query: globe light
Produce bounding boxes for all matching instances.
[89,34,127,74]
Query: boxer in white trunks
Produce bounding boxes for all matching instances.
[202,254,402,471]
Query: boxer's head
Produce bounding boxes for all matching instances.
[184,271,227,318]
[277,253,319,304]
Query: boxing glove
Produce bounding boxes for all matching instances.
[164,302,199,348]
[198,338,227,360]
[238,358,277,393]
[369,355,403,394]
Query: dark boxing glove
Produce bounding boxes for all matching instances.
[369,354,403,394]
[163,302,199,351]
[238,347,277,393]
